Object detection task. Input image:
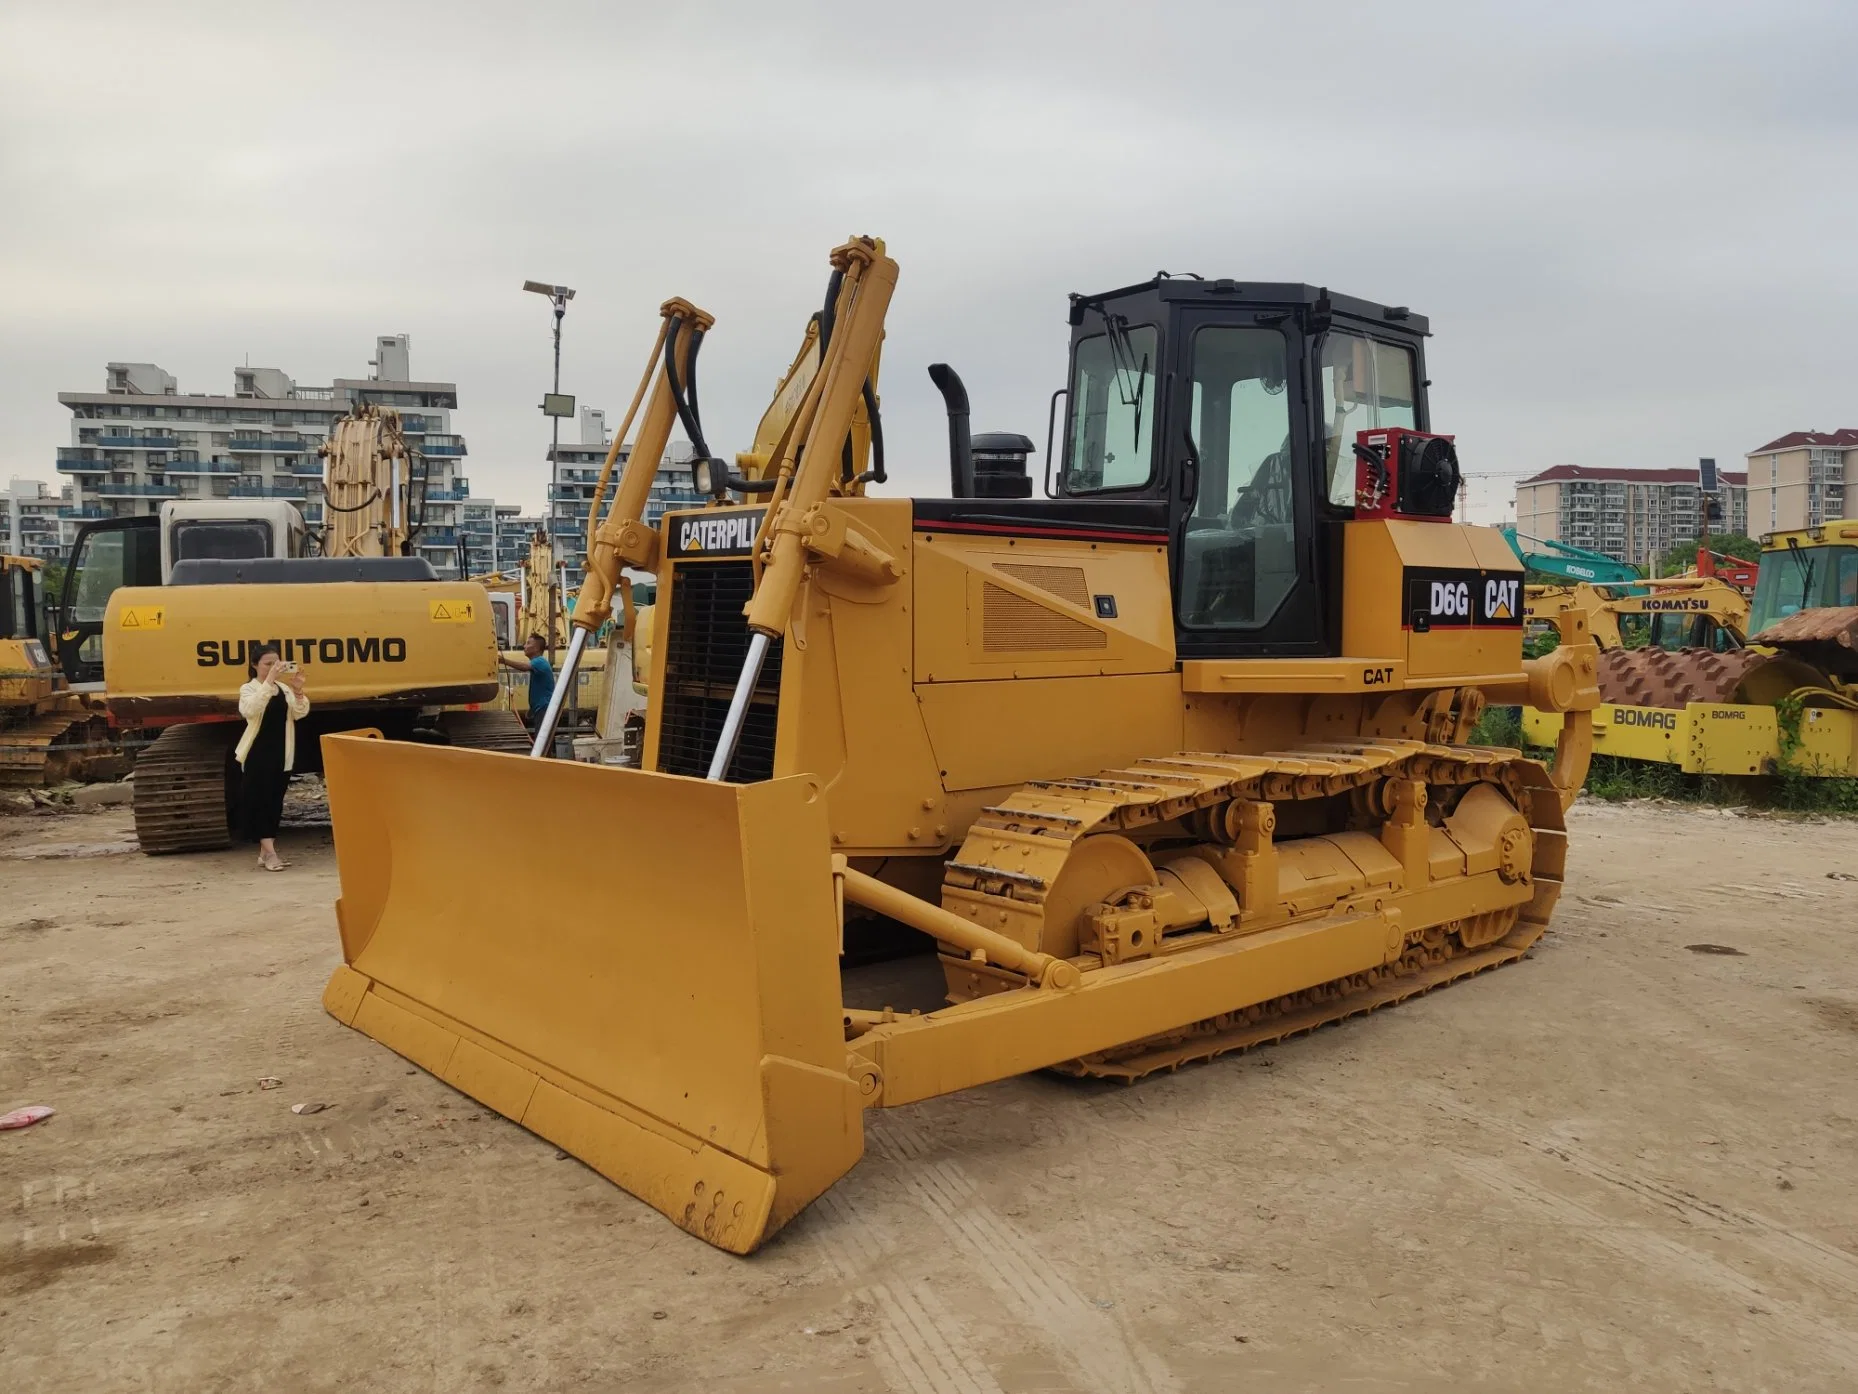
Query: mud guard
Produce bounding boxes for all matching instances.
[319,734,862,1253]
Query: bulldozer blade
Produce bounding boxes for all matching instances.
[318,734,863,1254]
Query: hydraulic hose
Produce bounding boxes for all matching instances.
[852,378,886,487]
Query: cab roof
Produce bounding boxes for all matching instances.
[1069,276,1428,336]
[1762,520,1858,550]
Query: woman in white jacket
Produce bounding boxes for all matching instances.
[236,646,310,871]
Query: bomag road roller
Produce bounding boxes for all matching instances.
[1523,521,1858,775]
[319,238,1600,1254]
[86,403,523,853]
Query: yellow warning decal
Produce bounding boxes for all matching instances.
[119,606,166,630]
[428,599,476,623]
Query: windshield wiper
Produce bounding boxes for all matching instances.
[1786,537,1816,609]
[1100,311,1149,453]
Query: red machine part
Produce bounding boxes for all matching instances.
[1353,427,1461,521]
[1696,547,1758,593]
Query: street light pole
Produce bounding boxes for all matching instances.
[524,280,577,745]
[549,291,565,556]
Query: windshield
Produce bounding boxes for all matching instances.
[1062,322,1158,493]
[1749,544,1858,632]
[1320,332,1418,506]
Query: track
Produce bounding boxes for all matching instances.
[133,723,238,855]
[941,739,1566,1082]
[0,710,109,787]
[434,709,531,753]
[130,710,531,858]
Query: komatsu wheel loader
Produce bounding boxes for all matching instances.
[319,238,1600,1255]
[80,403,522,853]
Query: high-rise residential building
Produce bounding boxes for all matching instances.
[497,513,542,574]
[54,337,477,578]
[1,478,74,563]
[1513,465,1748,566]
[1744,429,1857,536]
[546,407,703,589]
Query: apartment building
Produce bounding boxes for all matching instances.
[456,499,530,577]
[1513,464,1749,566]
[547,408,704,589]
[2,478,74,563]
[1744,429,1857,535]
[55,337,477,578]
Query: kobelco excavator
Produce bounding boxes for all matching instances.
[319,238,1599,1255]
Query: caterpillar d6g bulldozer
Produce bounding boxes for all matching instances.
[320,238,1599,1254]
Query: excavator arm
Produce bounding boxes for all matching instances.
[320,405,417,558]
[733,305,880,489]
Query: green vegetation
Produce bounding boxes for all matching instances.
[1581,755,1858,814]
[1471,704,1524,748]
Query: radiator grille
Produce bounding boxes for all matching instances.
[992,562,1090,608]
[982,582,1108,652]
[655,560,782,782]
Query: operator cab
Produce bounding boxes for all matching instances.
[1749,523,1858,635]
[933,278,1442,659]
[56,500,304,685]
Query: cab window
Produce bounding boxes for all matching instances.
[1179,326,1298,629]
[1,566,33,640]
[1320,332,1418,506]
[1063,324,1158,492]
[171,520,273,562]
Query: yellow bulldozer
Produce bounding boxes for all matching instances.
[1,555,109,786]
[82,402,523,853]
[319,238,1600,1254]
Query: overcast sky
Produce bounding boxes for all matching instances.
[3,1,1853,524]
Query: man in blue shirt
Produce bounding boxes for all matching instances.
[499,634,557,729]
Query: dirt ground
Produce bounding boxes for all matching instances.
[4,791,1858,1394]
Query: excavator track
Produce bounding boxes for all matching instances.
[133,723,238,855]
[434,709,531,753]
[0,711,109,787]
[941,739,1566,1083]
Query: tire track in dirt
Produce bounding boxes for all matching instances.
[870,1118,1178,1394]
[1452,1154,1858,1370]
[1278,1078,1858,1374]
[1420,1086,1858,1308]
[811,1190,1009,1394]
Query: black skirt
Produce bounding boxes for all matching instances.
[238,691,291,842]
